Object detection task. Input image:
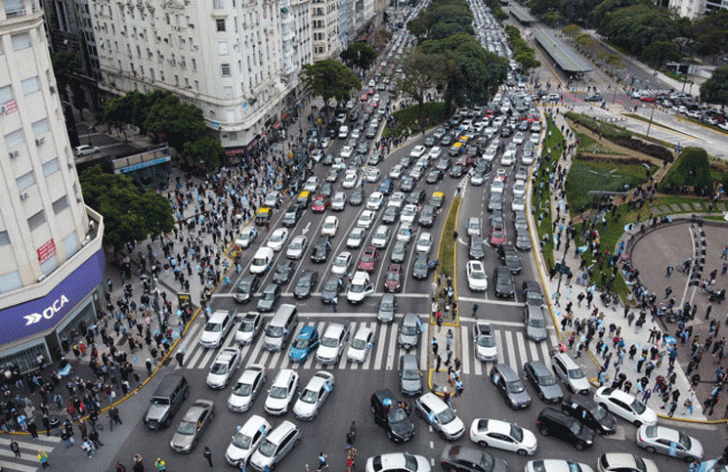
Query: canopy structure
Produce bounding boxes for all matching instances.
[532,29,592,77]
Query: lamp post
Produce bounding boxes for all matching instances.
[645,101,656,137]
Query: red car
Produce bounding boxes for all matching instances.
[360,93,369,102]
[312,195,330,213]
[640,95,655,103]
[490,224,507,246]
[456,155,474,169]
[384,264,404,292]
[357,246,379,273]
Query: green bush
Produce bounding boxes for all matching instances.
[658,147,714,195]
[385,102,447,138]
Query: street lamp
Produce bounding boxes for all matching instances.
[645,101,656,137]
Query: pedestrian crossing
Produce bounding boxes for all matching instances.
[0,434,61,472]
[173,316,554,376]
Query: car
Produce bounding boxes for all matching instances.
[73,144,100,156]
[249,420,301,471]
[560,394,617,435]
[311,195,330,213]
[293,270,318,300]
[490,224,507,246]
[357,210,376,229]
[512,179,526,197]
[467,261,488,292]
[524,460,595,472]
[594,387,657,427]
[472,322,497,362]
[236,227,259,249]
[536,407,595,450]
[511,195,525,212]
[412,253,431,280]
[372,225,391,248]
[514,212,529,232]
[449,164,465,178]
[378,293,397,324]
[316,322,351,364]
[264,369,299,415]
[286,323,319,362]
[234,275,260,304]
[515,231,532,251]
[585,93,603,102]
[470,171,486,186]
[418,204,435,227]
[522,281,543,306]
[304,176,319,193]
[349,188,364,206]
[365,452,431,472]
[331,192,347,211]
[487,192,503,212]
[228,365,267,413]
[400,205,418,224]
[206,347,242,389]
[597,453,659,472]
[384,263,404,293]
[400,176,415,192]
[523,361,563,404]
[552,353,591,395]
[378,177,394,194]
[327,251,351,275]
[389,165,404,180]
[265,228,289,252]
[326,169,339,183]
[293,371,335,421]
[414,392,465,441]
[346,227,366,249]
[264,191,282,209]
[382,206,400,225]
[388,191,407,209]
[257,283,281,313]
[471,413,539,455]
[365,167,382,182]
[400,354,423,396]
[358,246,380,273]
[347,326,375,363]
[469,235,485,260]
[338,125,349,139]
[410,145,427,158]
[225,414,271,467]
[490,180,505,195]
[398,313,422,351]
[170,399,214,453]
[425,169,443,184]
[199,310,236,348]
[366,191,384,211]
[343,171,358,188]
[440,445,507,472]
[524,304,547,342]
[467,217,481,237]
[370,389,415,442]
[310,236,332,263]
[321,275,346,305]
[282,204,303,228]
[272,261,295,285]
[320,216,339,237]
[513,132,525,145]
[234,311,263,346]
[415,232,433,254]
[490,364,531,409]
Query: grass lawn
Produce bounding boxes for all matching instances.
[437,196,462,281]
[576,132,627,155]
[384,102,447,138]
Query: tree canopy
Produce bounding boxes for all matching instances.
[700,65,728,106]
[398,50,452,127]
[640,41,680,68]
[79,166,175,251]
[661,148,713,196]
[340,42,378,70]
[300,60,361,108]
[51,52,82,98]
[597,4,680,55]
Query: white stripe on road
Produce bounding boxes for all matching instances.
[361,322,377,371]
[505,332,517,371]
[0,457,38,472]
[460,325,470,375]
[385,322,399,370]
[495,330,505,364]
[374,323,388,370]
[515,332,528,371]
[419,323,429,373]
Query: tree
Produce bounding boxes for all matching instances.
[398,51,452,129]
[300,60,361,109]
[183,135,224,170]
[144,94,207,151]
[340,42,378,70]
[692,10,728,64]
[700,65,728,106]
[51,52,82,99]
[597,4,680,55]
[640,41,680,68]
[563,24,582,37]
[71,85,89,120]
[368,29,393,52]
[515,51,541,71]
[79,166,175,251]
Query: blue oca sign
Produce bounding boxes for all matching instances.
[0,249,105,346]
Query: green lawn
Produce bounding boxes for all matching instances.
[384,102,447,138]
[437,196,461,281]
[576,132,627,155]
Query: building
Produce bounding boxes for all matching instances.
[665,0,727,18]
[92,0,312,153]
[0,0,106,372]
[312,0,340,61]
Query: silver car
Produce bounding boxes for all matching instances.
[636,425,703,462]
[285,235,308,260]
[228,365,267,413]
[293,371,335,420]
[170,399,214,453]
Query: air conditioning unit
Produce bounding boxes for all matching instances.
[36,138,45,146]
[192,45,198,50]
[19,192,29,200]
[49,86,57,94]
[8,150,19,158]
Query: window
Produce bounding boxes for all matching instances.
[32,119,48,137]
[27,210,45,231]
[0,230,9,245]
[52,195,69,214]
[4,129,23,148]
[213,0,223,8]
[194,80,199,91]
[216,19,226,31]
[16,171,35,191]
[11,33,30,51]
[43,158,60,176]
[221,63,230,76]
[192,58,196,71]
[218,41,229,55]
[0,85,13,103]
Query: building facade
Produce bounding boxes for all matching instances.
[666,0,727,18]
[0,0,106,372]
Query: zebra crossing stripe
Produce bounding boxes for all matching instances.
[196,343,217,370]
[176,322,202,354]
[528,338,540,361]
[0,457,37,472]
[460,325,470,375]
[505,331,516,371]
[495,330,505,365]
[373,322,388,369]
[185,339,206,369]
[385,323,398,370]
[515,332,528,371]
[419,323,429,374]
[361,322,377,370]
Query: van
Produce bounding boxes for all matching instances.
[296,191,311,208]
[144,374,189,429]
[347,271,373,304]
[263,304,298,351]
[536,407,595,450]
[250,247,274,274]
[551,353,591,394]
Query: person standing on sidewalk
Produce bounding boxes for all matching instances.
[203,446,213,468]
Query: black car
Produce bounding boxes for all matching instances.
[293,270,319,299]
[418,205,435,227]
[400,176,415,193]
[440,445,507,472]
[523,361,564,404]
[282,204,303,228]
[435,158,451,172]
[234,274,260,304]
[425,170,443,184]
[518,120,530,131]
[493,267,515,298]
[469,236,485,260]
[515,231,532,251]
[449,164,465,178]
[522,281,543,306]
[382,206,400,225]
[272,261,295,285]
[500,125,513,137]
[498,243,522,274]
[536,407,595,450]
[321,275,346,304]
[585,93,603,102]
[311,237,332,263]
[560,394,617,435]
[370,389,415,443]
[407,189,426,206]
[412,253,430,280]
[322,154,335,166]
[350,188,364,206]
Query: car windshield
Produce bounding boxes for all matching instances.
[388,408,409,423]
[528,318,545,328]
[269,386,289,399]
[232,432,253,449]
[296,278,309,288]
[351,338,367,350]
[401,325,417,335]
[300,389,318,404]
[334,258,346,267]
[257,439,276,457]
[526,292,541,304]
[291,240,303,249]
[350,284,364,293]
[470,271,485,280]
[568,420,582,435]
[387,272,400,281]
[233,382,252,396]
[205,322,222,332]
[591,404,608,420]
[238,282,251,292]
[271,233,284,242]
[210,362,228,375]
[568,369,585,380]
[402,369,420,381]
[633,455,647,472]
[505,254,519,263]
[293,337,311,348]
[506,380,526,393]
[151,397,170,406]
[437,408,456,424]
[478,452,494,471]
[267,326,283,338]
[631,399,646,414]
[539,374,557,386]
[477,336,495,348]
[240,321,256,332]
[321,336,339,348]
[380,301,394,311]
[176,420,196,435]
[509,424,524,442]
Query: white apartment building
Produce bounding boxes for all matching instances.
[0,0,106,372]
[667,0,727,18]
[312,0,340,60]
[92,0,312,150]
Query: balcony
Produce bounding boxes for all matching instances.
[4,0,40,18]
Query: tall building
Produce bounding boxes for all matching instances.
[0,0,106,372]
[667,0,727,18]
[92,0,312,152]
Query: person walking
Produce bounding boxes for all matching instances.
[202,446,213,467]
[38,449,50,469]
[116,462,128,472]
[110,405,123,427]
[317,452,329,471]
[28,419,39,439]
[133,454,145,472]
[154,457,167,471]
[10,440,20,458]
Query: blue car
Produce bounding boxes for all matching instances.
[289,325,319,363]
[378,178,394,196]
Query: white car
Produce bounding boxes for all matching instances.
[321,216,339,237]
[293,371,335,421]
[332,252,352,275]
[357,210,376,229]
[501,152,515,166]
[267,228,289,252]
[597,453,658,472]
[396,222,413,243]
[316,322,351,364]
[331,192,347,211]
[366,191,384,211]
[228,365,267,412]
[594,386,657,427]
[512,180,526,197]
[525,460,594,472]
[340,146,354,159]
[365,168,382,182]
[304,176,319,193]
[237,227,258,249]
[225,415,271,467]
[286,235,308,260]
[347,326,374,363]
[428,146,443,160]
[387,192,406,209]
[400,204,418,224]
[310,149,324,163]
[490,180,505,193]
[466,260,488,291]
[73,144,100,156]
[347,227,367,249]
[469,418,538,455]
[409,145,426,158]
[206,348,242,389]
[371,225,391,248]
[415,232,432,254]
[365,453,431,472]
[473,322,497,362]
[636,425,703,462]
[530,133,541,144]
[483,147,498,162]
[343,171,358,188]
[513,132,525,144]
[389,165,404,180]
[414,392,465,440]
[264,369,299,415]
[511,195,525,212]
[338,125,349,139]
[199,310,236,348]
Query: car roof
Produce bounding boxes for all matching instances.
[298,325,316,338]
[241,415,269,435]
[272,369,296,386]
[323,323,346,337]
[493,364,519,380]
[304,372,331,391]
[354,326,373,340]
[324,215,337,223]
[403,313,418,324]
[215,348,239,362]
[266,420,298,443]
[419,392,447,412]
[209,310,231,322]
[184,401,212,420]
[239,365,265,383]
[647,426,679,441]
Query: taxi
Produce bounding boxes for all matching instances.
[255,208,272,226]
[430,192,445,209]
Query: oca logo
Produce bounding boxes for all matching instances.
[24,295,69,325]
